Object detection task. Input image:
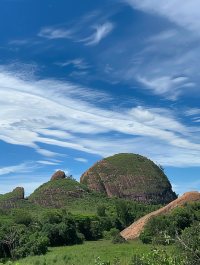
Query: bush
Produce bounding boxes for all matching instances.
[175,221,200,262]
[97,204,106,217]
[139,230,153,244]
[102,228,120,240]
[75,232,85,244]
[109,228,120,238]
[112,233,129,244]
[102,231,112,240]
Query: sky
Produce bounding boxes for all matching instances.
[0,0,200,197]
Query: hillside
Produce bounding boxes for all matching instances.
[80,153,177,205]
[120,191,200,240]
[27,176,108,210]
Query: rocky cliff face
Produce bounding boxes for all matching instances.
[0,187,24,210]
[80,153,177,205]
[120,191,200,240]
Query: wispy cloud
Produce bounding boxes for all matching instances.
[123,0,200,33]
[0,64,200,166]
[146,29,178,42]
[36,148,66,157]
[74,158,88,163]
[38,27,74,39]
[8,39,29,45]
[80,22,114,46]
[0,162,39,176]
[136,75,195,100]
[55,58,91,69]
[37,161,60,165]
[185,108,200,116]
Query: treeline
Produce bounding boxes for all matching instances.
[0,198,162,261]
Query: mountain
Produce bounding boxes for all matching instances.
[120,191,200,240]
[80,153,177,205]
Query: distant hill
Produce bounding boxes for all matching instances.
[27,177,108,209]
[80,153,177,205]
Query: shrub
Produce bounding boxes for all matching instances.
[175,221,200,262]
[112,233,129,244]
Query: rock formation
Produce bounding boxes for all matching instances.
[50,170,66,181]
[0,186,24,210]
[120,191,200,240]
[13,187,24,199]
[80,153,177,205]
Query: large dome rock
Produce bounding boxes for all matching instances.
[80,153,177,205]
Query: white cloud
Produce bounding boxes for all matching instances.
[74,158,88,163]
[55,58,91,69]
[0,162,39,176]
[146,29,178,42]
[123,0,200,34]
[36,149,64,157]
[81,22,114,46]
[185,108,200,116]
[38,27,73,39]
[128,106,155,122]
[37,161,60,165]
[0,65,200,167]
[136,75,195,100]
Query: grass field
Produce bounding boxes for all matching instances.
[14,238,173,265]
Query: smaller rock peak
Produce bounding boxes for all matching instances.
[12,187,24,199]
[50,170,66,181]
[13,187,24,192]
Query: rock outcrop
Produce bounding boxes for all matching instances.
[50,170,66,181]
[0,187,24,210]
[13,187,24,199]
[120,191,200,240]
[80,153,177,205]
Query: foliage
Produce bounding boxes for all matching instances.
[112,233,129,244]
[97,204,106,217]
[103,228,120,240]
[140,203,197,245]
[11,209,32,227]
[129,248,190,265]
[175,221,200,262]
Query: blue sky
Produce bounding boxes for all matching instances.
[1,0,200,197]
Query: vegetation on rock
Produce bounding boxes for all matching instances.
[80,153,177,205]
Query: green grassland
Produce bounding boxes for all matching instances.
[13,238,174,265]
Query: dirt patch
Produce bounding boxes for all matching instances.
[120,191,200,240]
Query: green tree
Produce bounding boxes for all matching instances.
[11,209,32,226]
[90,221,103,240]
[115,199,133,228]
[97,204,106,217]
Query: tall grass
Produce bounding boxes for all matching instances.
[9,238,155,265]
